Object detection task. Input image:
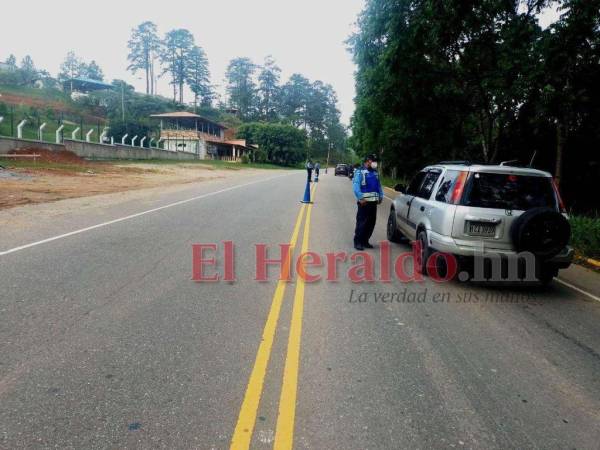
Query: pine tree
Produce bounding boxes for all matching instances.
[161,29,195,103]
[258,55,281,120]
[20,55,37,85]
[127,21,161,95]
[6,54,17,69]
[84,60,104,81]
[225,57,258,119]
[186,45,211,109]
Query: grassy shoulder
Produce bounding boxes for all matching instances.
[380,175,407,189]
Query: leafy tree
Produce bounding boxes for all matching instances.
[538,0,600,187]
[258,55,281,120]
[127,21,161,95]
[279,74,311,127]
[350,0,600,213]
[237,122,307,165]
[225,57,258,119]
[278,75,346,157]
[161,29,195,103]
[186,45,211,109]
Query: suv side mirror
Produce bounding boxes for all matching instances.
[394,183,406,193]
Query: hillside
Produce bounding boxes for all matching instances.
[0,84,108,141]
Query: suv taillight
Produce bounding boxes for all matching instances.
[551,178,566,213]
[450,171,468,204]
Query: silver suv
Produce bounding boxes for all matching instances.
[387,162,573,283]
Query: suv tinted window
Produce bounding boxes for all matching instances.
[463,172,557,210]
[435,170,461,203]
[417,171,441,199]
[406,172,426,196]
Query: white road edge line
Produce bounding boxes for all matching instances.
[555,278,600,303]
[383,193,599,303]
[0,173,292,257]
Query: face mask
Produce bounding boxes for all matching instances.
[371,162,378,169]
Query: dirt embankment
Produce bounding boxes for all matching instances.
[0,148,238,209]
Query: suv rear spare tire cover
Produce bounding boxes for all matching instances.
[510,207,570,259]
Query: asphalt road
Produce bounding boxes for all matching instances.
[1,170,599,450]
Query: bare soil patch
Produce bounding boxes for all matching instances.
[0,157,242,209]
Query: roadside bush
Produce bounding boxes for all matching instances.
[570,214,600,260]
[240,154,250,164]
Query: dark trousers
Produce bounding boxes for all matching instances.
[354,202,378,245]
[307,168,313,182]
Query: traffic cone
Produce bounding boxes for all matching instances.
[300,179,312,203]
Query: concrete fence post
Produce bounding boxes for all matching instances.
[17,120,27,139]
[99,127,109,144]
[71,127,80,140]
[149,138,155,148]
[140,137,146,148]
[131,135,138,147]
[55,125,65,144]
[121,134,128,145]
[86,129,94,143]
[38,122,47,141]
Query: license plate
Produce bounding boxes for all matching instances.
[468,222,496,237]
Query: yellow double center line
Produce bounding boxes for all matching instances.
[230,184,316,450]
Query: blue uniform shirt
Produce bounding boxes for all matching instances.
[353,166,384,201]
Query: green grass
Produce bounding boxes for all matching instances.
[380,174,408,189]
[569,214,600,260]
[0,84,69,102]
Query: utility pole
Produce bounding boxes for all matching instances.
[325,142,332,174]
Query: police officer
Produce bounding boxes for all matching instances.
[306,160,314,182]
[352,154,383,250]
[314,162,320,182]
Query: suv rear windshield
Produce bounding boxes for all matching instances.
[462,172,557,210]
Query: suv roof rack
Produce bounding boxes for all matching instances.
[499,160,519,166]
[437,160,472,166]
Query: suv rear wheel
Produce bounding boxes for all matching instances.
[387,209,405,243]
[416,230,431,275]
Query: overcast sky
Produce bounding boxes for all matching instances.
[0,0,364,124]
[0,1,559,126]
